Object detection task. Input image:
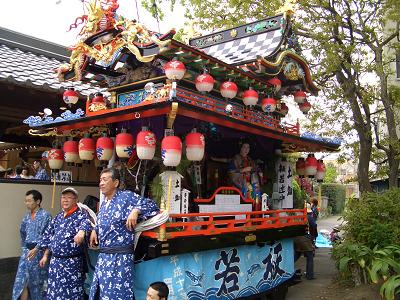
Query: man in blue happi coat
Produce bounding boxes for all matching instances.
[12,190,52,300]
[31,187,92,299]
[89,167,160,300]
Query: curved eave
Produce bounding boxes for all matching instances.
[257,50,320,95]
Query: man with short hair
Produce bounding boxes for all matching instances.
[89,167,160,300]
[12,190,52,300]
[31,187,92,299]
[147,281,169,300]
[33,160,50,180]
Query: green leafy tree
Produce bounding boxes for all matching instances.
[142,0,400,192]
[324,162,338,183]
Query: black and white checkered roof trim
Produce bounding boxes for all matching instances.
[201,29,283,65]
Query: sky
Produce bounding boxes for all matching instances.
[0,0,185,46]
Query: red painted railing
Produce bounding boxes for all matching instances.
[140,209,307,240]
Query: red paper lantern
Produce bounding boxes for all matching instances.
[96,136,114,161]
[136,128,156,160]
[79,136,95,161]
[92,92,105,104]
[242,89,259,107]
[315,159,326,182]
[296,157,306,178]
[220,81,238,99]
[195,73,214,92]
[299,100,311,114]
[63,87,79,105]
[63,140,79,164]
[261,97,277,113]
[294,90,306,104]
[115,131,134,158]
[164,60,186,80]
[48,148,64,170]
[161,136,182,167]
[280,102,289,115]
[267,77,282,92]
[305,154,318,177]
[185,131,205,161]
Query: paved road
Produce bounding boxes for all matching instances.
[286,215,343,300]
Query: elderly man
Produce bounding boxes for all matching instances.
[89,167,159,300]
[33,160,50,180]
[30,187,92,299]
[12,190,52,300]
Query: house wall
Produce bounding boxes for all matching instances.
[0,180,99,259]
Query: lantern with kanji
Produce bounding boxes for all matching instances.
[220,81,238,99]
[280,102,289,115]
[136,127,156,160]
[261,97,277,113]
[164,60,186,80]
[96,135,114,162]
[299,100,311,114]
[296,157,306,178]
[63,139,79,165]
[305,154,318,177]
[242,89,259,107]
[195,73,214,93]
[161,136,182,167]
[116,130,134,159]
[294,90,306,104]
[63,87,79,106]
[267,77,282,93]
[185,131,205,161]
[48,148,64,171]
[79,135,95,161]
[315,160,326,182]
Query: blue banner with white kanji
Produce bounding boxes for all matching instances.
[134,238,294,300]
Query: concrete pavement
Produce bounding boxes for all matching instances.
[286,216,342,299]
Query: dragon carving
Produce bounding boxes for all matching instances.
[57,0,171,82]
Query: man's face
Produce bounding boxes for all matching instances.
[25,194,40,212]
[99,172,118,198]
[146,287,162,300]
[61,192,77,211]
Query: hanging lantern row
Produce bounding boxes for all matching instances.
[163,59,311,114]
[58,129,205,170]
[295,155,326,181]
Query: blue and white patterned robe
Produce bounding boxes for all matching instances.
[40,208,92,300]
[12,208,52,300]
[89,190,159,300]
[34,168,50,180]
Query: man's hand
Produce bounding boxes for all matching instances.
[27,248,39,261]
[89,230,98,248]
[73,230,85,246]
[39,250,49,268]
[126,209,140,231]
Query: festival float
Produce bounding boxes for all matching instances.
[24,0,340,299]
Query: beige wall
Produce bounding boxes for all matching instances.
[0,181,99,259]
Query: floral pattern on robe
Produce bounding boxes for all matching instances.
[12,208,52,300]
[40,208,91,300]
[89,190,159,300]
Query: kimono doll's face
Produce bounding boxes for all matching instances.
[240,143,250,157]
[25,194,40,212]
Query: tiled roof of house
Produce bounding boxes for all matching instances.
[0,27,102,96]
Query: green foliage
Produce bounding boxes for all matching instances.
[333,243,400,299]
[342,188,400,248]
[324,162,338,183]
[321,183,346,214]
[293,179,307,208]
